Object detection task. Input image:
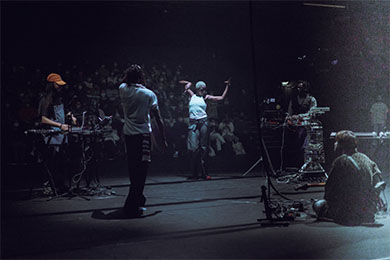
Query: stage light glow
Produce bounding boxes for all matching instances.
[281,81,289,86]
[303,3,346,9]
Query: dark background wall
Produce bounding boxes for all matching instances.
[2,1,389,172]
[2,1,254,95]
[2,1,389,107]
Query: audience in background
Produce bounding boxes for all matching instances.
[208,118,226,157]
[4,62,258,166]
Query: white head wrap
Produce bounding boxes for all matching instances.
[195,81,206,89]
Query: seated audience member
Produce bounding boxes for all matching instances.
[218,114,246,155]
[313,130,386,225]
[208,118,226,156]
[218,114,239,143]
[171,115,188,157]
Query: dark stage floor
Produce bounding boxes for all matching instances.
[1,168,390,259]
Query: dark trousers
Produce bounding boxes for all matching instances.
[187,118,209,177]
[124,134,151,213]
[46,144,70,190]
[282,126,307,169]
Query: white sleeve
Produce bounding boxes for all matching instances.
[310,96,317,109]
[151,92,158,109]
[118,83,125,99]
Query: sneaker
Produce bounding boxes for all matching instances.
[124,207,146,218]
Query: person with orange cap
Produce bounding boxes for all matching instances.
[38,73,76,194]
[39,73,75,132]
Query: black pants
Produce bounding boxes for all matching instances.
[124,134,151,214]
[187,118,209,177]
[46,144,71,190]
[282,126,307,169]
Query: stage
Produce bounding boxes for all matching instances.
[2,171,390,259]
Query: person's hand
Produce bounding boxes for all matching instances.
[224,77,232,85]
[180,81,192,93]
[60,124,70,132]
[71,114,77,125]
[66,112,78,125]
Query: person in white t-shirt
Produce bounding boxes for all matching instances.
[119,64,167,218]
[179,79,230,180]
[370,95,388,134]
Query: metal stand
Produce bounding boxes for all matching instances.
[47,187,90,201]
[83,124,121,197]
[242,156,263,177]
[257,185,290,226]
[298,120,328,182]
[41,160,59,197]
[372,132,390,176]
[256,133,291,225]
[40,136,60,198]
[24,131,64,199]
[47,132,90,201]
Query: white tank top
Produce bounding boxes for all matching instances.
[189,95,207,120]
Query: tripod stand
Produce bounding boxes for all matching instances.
[297,121,327,181]
[81,129,120,197]
[47,112,113,200]
[371,132,390,175]
[242,156,263,177]
[46,132,90,201]
[256,133,291,226]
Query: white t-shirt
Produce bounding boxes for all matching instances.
[189,95,207,120]
[119,83,158,135]
[370,102,388,124]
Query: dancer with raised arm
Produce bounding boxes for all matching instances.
[179,79,230,180]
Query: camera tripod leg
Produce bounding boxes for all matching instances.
[257,185,289,227]
[242,156,263,177]
[68,188,91,201]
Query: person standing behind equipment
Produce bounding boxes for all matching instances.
[179,79,230,180]
[119,64,167,218]
[283,80,317,169]
[38,73,76,194]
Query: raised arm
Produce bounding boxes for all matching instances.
[205,78,230,101]
[179,80,194,97]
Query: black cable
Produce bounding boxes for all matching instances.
[248,0,291,202]
[261,136,291,201]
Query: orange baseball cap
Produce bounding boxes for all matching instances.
[47,73,67,85]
